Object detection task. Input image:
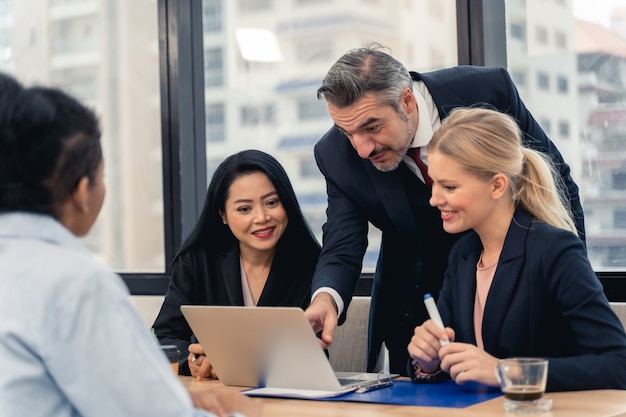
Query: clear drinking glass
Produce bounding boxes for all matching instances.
[496,358,552,413]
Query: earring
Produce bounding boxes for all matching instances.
[222,219,227,224]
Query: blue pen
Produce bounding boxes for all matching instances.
[423,293,449,346]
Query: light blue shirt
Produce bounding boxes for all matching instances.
[0,213,214,417]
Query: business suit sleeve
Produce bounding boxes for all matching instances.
[152,253,197,375]
[312,132,369,311]
[496,68,585,240]
[535,229,626,390]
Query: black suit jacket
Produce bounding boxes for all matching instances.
[313,65,585,373]
[153,244,316,375]
[439,209,626,391]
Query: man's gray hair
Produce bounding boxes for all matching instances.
[317,43,412,113]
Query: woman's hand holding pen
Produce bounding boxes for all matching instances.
[408,322,500,387]
[188,343,217,380]
[408,319,455,373]
[438,343,500,387]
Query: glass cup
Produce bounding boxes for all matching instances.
[496,358,552,413]
[161,345,181,375]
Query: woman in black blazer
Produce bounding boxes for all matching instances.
[153,150,320,378]
[408,108,626,391]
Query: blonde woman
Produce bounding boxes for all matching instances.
[407,107,626,391]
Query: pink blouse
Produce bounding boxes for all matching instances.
[473,257,497,349]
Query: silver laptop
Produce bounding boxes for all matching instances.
[180,305,396,397]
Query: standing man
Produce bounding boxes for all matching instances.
[305,44,584,376]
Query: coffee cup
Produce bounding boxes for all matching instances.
[496,357,552,413]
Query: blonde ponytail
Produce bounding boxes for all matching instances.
[517,148,577,234]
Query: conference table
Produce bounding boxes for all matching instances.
[179,376,626,417]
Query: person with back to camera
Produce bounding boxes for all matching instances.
[407,107,626,391]
[153,149,321,379]
[0,72,261,417]
[305,43,586,376]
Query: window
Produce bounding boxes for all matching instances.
[203,0,458,272]
[203,0,222,32]
[206,102,225,143]
[3,0,164,273]
[10,0,624,298]
[608,246,626,267]
[507,0,626,275]
[557,75,568,93]
[51,16,98,54]
[510,23,526,40]
[204,47,224,87]
[512,69,527,87]
[240,105,259,125]
[615,209,626,229]
[558,120,570,138]
[240,103,276,126]
[539,118,552,134]
[0,27,11,65]
[297,98,328,121]
[555,30,567,48]
[613,170,626,190]
[537,71,550,90]
[299,156,320,179]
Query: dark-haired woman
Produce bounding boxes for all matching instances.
[153,149,321,379]
[0,73,260,417]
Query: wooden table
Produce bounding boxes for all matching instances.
[180,376,626,417]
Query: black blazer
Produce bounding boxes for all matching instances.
[439,209,626,391]
[313,65,586,372]
[153,244,316,375]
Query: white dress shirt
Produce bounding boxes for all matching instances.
[402,80,442,182]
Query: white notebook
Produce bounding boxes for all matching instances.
[180,305,397,398]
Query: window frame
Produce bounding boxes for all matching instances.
[121,0,206,295]
[123,0,626,302]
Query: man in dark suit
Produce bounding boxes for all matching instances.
[304,45,585,375]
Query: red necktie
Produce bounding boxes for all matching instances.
[407,147,433,188]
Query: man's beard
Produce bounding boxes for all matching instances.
[371,117,413,172]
